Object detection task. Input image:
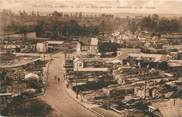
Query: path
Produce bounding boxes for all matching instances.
[41,52,99,117]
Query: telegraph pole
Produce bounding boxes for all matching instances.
[144,77,147,99]
[76,59,79,98]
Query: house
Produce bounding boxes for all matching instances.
[36,42,48,53]
[127,53,169,62]
[80,37,99,56]
[46,41,64,51]
[116,48,141,59]
[76,41,81,55]
[89,38,99,55]
[161,33,182,39]
[46,41,64,45]
[122,31,136,41]
[161,33,182,44]
[73,57,109,72]
[145,47,166,54]
[138,31,153,41]
[134,86,150,98]
[177,51,182,59]
[25,32,37,39]
[170,52,178,60]
[3,32,37,39]
[73,57,84,71]
[3,33,23,39]
[134,84,162,99]
[122,53,169,69]
[167,51,182,60]
[110,31,123,44]
[167,60,182,76]
[124,40,145,48]
[163,45,182,52]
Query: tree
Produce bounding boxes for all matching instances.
[138,14,179,33]
[52,11,62,18]
[35,20,47,37]
[62,20,81,36]
[157,19,179,33]
[128,20,137,34]
[139,16,152,31]
[169,19,179,32]
[18,25,28,40]
[158,19,170,33]
[151,14,159,22]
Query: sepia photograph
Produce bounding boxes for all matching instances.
[0,0,182,117]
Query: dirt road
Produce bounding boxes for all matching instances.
[41,52,99,117]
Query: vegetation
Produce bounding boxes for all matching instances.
[2,10,181,38]
[99,42,121,52]
[129,14,180,34]
[2,10,108,39]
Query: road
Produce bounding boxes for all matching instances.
[41,52,99,117]
[152,99,182,117]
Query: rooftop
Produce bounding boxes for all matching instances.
[168,60,182,67]
[128,53,169,62]
[76,67,109,72]
[90,38,98,46]
[47,41,64,45]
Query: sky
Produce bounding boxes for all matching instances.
[0,0,182,15]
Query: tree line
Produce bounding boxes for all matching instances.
[128,14,181,34]
[35,19,102,38]
[4,19,101,39]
